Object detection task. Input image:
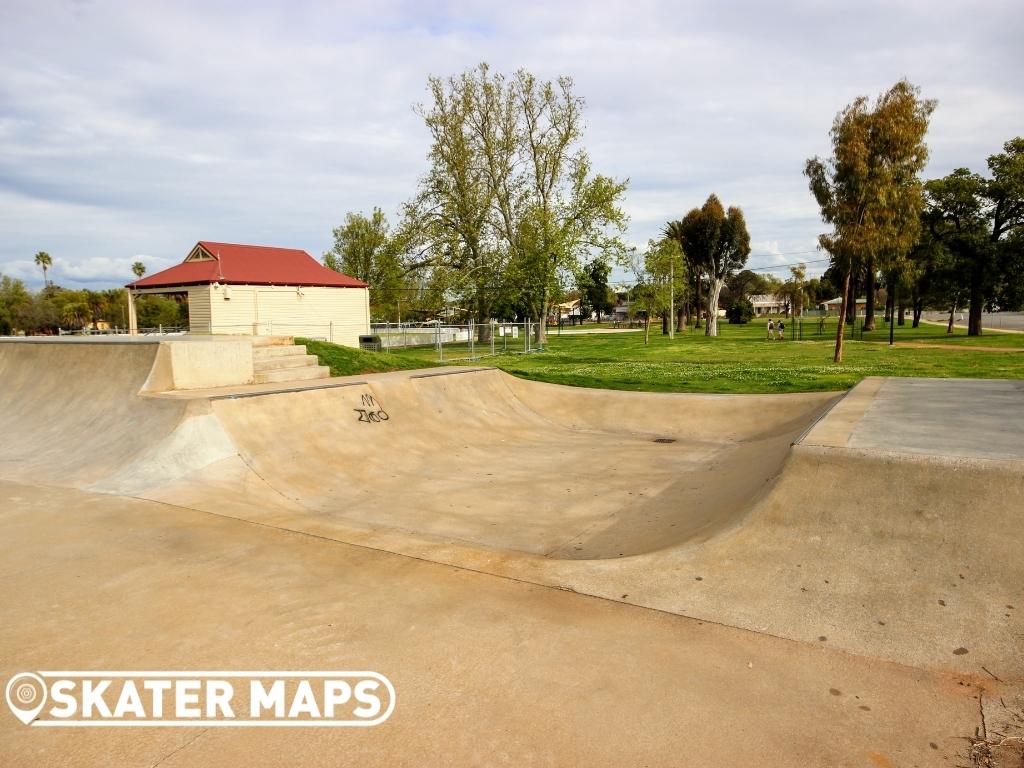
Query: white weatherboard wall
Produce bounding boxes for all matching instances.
[194,284,370,346]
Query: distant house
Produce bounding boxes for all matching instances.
[748,294,787,316]
[819,297,869,314]
[554,298,582,322]
[126,241,370,346]
[611,299,633,322]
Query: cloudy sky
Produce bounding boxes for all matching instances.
[1,0,1021,289]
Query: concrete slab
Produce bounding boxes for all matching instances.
[0,479,991,768]
[847,378,1024,460]
[1,341,1022,765]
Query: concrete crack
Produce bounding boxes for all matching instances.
[150,728,207,768]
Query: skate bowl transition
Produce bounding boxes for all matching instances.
[1,337,1022,682]
[0,337,839,559]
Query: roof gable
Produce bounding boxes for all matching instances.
[127,241,368,289]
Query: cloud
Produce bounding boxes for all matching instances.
[0,0,1021,289]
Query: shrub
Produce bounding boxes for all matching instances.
[726,298,754,324]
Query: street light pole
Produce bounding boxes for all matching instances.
[669,258,675,340]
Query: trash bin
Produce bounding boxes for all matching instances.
[359,334,382,352]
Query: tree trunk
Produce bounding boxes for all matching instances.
[694,273,703,329]
[912,286,923,328]
[863,261,876,331]
[846,273,858,325]
[676,306,685,332]
[834,270,851,363]
[968,263,983,336]
[897,302,906,326]
[948,303,956,334]
[534,289,548,345]
[884,290,894,323]
[643,314,650,345]
[661,313,669,335]
[706,277,724,337]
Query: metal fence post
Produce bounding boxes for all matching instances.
[490,320,495,356]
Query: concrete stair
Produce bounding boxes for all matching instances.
[252,336,330,384]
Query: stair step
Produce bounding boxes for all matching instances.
[254,354,320,372]
[254,365,330,384]
[253,344,308,359]
[252,335,295,347]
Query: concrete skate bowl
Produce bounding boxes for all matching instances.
[204,371,838,559]
[0,341,191,486]
[0,340,839,559]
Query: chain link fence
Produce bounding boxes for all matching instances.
[370,320,543,361]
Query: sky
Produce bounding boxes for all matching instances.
[0,0,1021,290]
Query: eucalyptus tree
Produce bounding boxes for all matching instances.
[924,138,1024,335]
[673,195,750,337]
[805,80,934,361]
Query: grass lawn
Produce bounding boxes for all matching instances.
[296,337,430,377]
[300,318,1024,394]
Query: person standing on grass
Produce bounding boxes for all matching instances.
[767,318,775,340]
[778,320,785,341]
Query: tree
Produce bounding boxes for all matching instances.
[726,298,754,324]
[780,263,808,317]
[34,251,52,286]
[664,218,699,329]
[986,139,1024,318]
[400,65,627,343]
[805,80,935,361]
[579,258,614,323]
[325,208,405,319]
[921,139,1023,334]
[643,237,686,337]
[131,261,146,278]
[0,274,31,334]
[674,195,750,337]
[409,73,502,335]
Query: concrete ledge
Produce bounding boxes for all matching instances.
[142,338,255,392]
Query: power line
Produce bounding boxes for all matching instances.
[745,257,831,273]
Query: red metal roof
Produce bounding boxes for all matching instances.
[126,241,368,289]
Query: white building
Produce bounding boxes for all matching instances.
[749,294,787,316]
[126,241,370,346]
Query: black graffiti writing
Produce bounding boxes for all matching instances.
[354,403,390,424]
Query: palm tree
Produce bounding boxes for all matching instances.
[60,301,88,329]
[34,251,52,286]
[131,261,146,278]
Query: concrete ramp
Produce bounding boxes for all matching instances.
[205,370,835,557]
[0,341,189,485]
[1,340,1021,680]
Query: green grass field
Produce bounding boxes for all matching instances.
[302,318,1024,395]
[296,337,427,377]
